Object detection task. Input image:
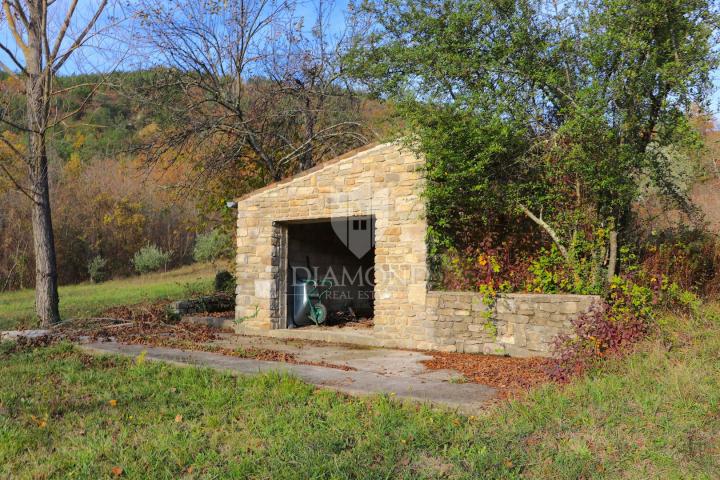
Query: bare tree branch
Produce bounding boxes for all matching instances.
[49,0,79,63]
[0,160,33,202]
[0,41,27,74]
[3,1,29,53]
[10,0,29,30]
[133,0,369,183]
[519,203,569,260]
[47,79,104,128]
[52,0,108,72]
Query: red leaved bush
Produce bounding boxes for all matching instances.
[549,299,651,382]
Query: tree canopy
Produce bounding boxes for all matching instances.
[347,0,718,282]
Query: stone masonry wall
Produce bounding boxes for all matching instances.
[235,143,429,342]
[426,292,601,357]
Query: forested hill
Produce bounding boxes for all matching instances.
[0,71,393,290]
[49,72,162,166]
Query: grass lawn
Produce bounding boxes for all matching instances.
[1,307,719,478]
[0,264,218,330]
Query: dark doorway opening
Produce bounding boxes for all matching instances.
[285,218,375,328]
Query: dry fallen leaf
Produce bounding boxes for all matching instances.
[111,466,123,476]
[422,351,553,398]
[30,415,47,428]
[187,466,194,474]
[175,414,183,423]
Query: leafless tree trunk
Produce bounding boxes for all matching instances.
[0,0,109,326]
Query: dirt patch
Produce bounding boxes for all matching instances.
[422,351,553,398]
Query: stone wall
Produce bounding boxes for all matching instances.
[235,143,428,337]
[426,292,600,357]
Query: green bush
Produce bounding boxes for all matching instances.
[193,229,232,263]
[132,245,171,274]
[87,256,109,283]
[214,270,236,294]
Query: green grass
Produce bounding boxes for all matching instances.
[0,264,217,330]
[1,307,719,478]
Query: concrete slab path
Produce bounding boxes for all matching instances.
[79,341,497,413]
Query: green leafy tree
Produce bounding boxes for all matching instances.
[347,0,717,282]
[132,245,171,274]
[193,230,232,264]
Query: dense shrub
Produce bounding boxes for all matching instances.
[549,303,650,381]
[431,234,538,292]
[526,229,608,295]
[637,230,720,297]
[132,245,171,274]
[549,278,653,381]
[549,271,703,382]
[193,229,232,264]
[87,256,109,283]
[214,270,236,294]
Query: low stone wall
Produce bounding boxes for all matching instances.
[426,292,600,357]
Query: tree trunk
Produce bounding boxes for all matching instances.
[29,137,60,326]
[606,229,618,283]
[25,15,61,326]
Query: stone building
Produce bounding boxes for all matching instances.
[235,142,598,356]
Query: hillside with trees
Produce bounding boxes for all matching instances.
[0,70,392,292]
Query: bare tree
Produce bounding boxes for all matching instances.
[134,0,368,182]
[263,0,369,171]
[0,0,109,325]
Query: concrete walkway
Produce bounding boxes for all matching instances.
[79,341,497,413]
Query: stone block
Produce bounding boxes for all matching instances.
[538,303,558,313]
[437,345,457,353]
[496,313,530,324]
[471,296,489,312]
[513,324,527,347]
[495,297,517,314]
[558,302,579,314]
[482,343,507,356]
